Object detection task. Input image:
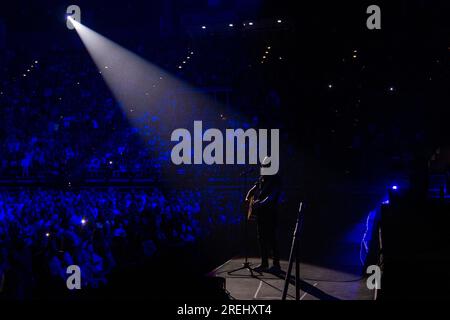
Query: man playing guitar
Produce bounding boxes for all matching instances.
[245,157,281,272]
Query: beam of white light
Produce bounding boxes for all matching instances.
[68,16,211,127]
[67,17,262,176]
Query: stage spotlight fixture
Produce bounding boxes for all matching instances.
[66,5,81,30]
[388,185,400,205]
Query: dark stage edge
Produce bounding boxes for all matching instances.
[209,258,374,300]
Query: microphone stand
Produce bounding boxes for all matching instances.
[228,167,260,277]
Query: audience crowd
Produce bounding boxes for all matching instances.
[0,187,242,298]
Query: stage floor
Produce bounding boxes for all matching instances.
[209,258,374,300]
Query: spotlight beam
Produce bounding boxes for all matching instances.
[68,17,213,128]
